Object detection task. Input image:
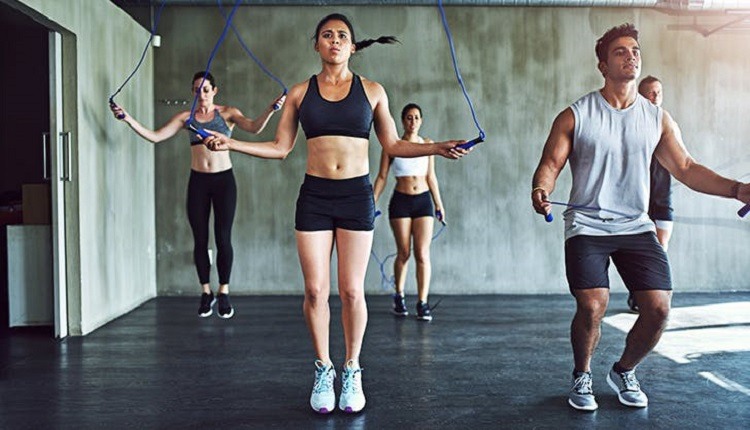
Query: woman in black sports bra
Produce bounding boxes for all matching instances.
[203,14,469,414]
[110,71,285,320]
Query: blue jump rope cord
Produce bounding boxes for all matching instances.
[437,0,485,139]
[216,0,287,94]
[188,0,241,121]
[109,0,167,102]
[548,201,637,219]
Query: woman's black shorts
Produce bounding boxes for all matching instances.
[388,190,434,219]
[295,174,375,231]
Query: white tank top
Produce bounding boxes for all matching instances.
[565,91,662,239]
[391,156,429,177]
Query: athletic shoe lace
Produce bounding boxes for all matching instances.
[620,371,641,392]
[572,373,593,394]
[313,362,334,394]
[342,367,362,394]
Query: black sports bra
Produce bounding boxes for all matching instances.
[298,74,373,140]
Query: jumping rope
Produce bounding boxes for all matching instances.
[216,0,288,96]
[185,0,242,140]
[542,201,638,223]
[437,0,486,150]
[109,0,167,118]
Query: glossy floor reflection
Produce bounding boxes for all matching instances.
[1,293,748,429]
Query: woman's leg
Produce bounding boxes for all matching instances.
[411,216,434,303]
[297,230,335,364]
[335,229,374,364]
[389,218,412,296]
[212,172,237,295]
[186,173,212,293]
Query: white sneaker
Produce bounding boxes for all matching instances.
[310,360,335,414]
[339,359,366,413]
[607,365,648,407]
[568,371,598,411]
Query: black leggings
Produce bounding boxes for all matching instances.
[186,169,237,285]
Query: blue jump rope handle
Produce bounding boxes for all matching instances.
[272,90,288,111]
[544,213,554,223]
[435,209,446,226]
[739,203,750,218]
[109,98,125,120]
[186,120,211,140]
[456,134,484,150]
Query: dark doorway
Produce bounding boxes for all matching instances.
[0,2,51,336]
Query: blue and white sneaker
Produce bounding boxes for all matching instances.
[607,365,648,407]
[568,371,598,411]
[310,360,335,414]
[339,360,366,413]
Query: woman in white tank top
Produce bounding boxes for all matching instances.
[373,103,446,321]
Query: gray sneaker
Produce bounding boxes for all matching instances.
[568,371,598,411]
[606,365,648,407]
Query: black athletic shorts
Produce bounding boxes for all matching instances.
[388,190,434,219]
[295,174,375,231]
[564,232,672,294]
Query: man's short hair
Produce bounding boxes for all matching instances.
[638,75,661,93]
[595,23,639,63]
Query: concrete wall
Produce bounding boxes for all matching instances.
[148,6,750,295]
[11,0,157,334]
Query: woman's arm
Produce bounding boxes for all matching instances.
[227,93,287,135]
[110,102,187,143]
[204,85,301,159]
[367,81,466,159]
[425,143,446,223]
[372,149,391,204]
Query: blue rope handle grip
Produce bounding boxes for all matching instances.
[739,203,750,218]
[435,209,447,226]
[185,120,211,140]
[109,97,125,120]
[456,131,485,150]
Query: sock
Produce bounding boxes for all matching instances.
[613,362,632,373]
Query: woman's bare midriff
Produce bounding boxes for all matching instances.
[305,136,370,179]
[394,175,429,194]
[190,145,233,173]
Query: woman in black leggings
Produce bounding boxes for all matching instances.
[110,71,285,318]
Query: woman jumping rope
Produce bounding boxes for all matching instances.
[373,103,446,321]
[202,14,469,413]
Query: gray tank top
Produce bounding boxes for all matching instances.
[189,109,232,145]
[565,91,662,239]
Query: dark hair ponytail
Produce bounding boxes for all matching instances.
[355,36,399,52]
[313,13,399,53]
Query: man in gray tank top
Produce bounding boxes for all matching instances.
[530,23,749,412]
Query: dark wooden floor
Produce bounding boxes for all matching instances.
[1,293,749,429]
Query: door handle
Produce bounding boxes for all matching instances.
[59,131,72,182]
[42,132,50,180]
